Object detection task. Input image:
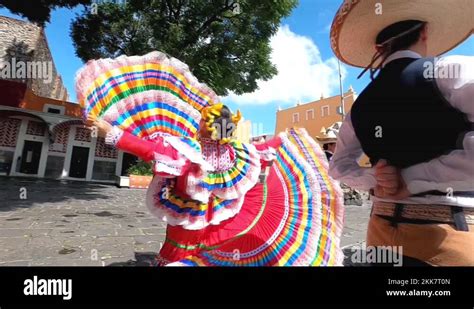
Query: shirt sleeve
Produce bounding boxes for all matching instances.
[328,113,377,191]
[401,55,474,194]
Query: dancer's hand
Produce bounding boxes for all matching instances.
[85,115,113,137]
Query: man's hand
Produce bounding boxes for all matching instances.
[375,159,400,194]
[373,159,411,200]
[85,115,113,137]
[374,183,411,200]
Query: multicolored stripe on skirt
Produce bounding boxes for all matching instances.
[82,64,216,118]
[166,129,344,266]
[287,128,344,266]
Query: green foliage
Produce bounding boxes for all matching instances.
[70,0,298,96]
[126,159,153,176]
[0,0,91,26]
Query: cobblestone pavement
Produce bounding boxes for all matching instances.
[0,177,371,266]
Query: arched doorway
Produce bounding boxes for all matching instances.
[0,110,50,177]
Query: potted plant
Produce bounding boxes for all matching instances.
[127,160,154,189]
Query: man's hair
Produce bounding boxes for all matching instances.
[323,143,335,151]
[376,20,426,55]
[357,20,427,79]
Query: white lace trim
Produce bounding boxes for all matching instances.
[164,136,213,172]
[257,147,277,162]
[153,152,187,176]
[105,127,124,146]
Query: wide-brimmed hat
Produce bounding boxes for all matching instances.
[316,122,342,144]
[330,0,473,68]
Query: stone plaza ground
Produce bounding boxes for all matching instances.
[0,177,371,266]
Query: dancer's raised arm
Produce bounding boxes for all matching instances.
[86,117,192,177]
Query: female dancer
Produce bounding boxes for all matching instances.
[77,51,344,266]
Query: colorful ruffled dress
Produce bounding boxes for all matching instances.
[76,51,345,266]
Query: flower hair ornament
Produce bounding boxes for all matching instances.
[201,103,242,144]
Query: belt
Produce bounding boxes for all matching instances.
[372,202,474,231]
[412,190,474,198]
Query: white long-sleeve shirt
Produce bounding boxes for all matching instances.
[329,51,474,208]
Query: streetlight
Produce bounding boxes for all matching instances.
[337,60,355,121]
[337,59,345,120]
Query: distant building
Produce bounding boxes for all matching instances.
[274,88,371,167]
[0,79,136,183]
[0,16,133,183]
[0,16,69,101]
[234,118,252,143]
[275,88,356,138]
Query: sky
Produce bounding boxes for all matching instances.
[1,0,473,135]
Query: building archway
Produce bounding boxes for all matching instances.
[0,110,51,177]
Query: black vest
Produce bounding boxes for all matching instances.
[351,57,471,168]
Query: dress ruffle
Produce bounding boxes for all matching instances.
[145,139,262,230]
[101,90,203,140]
[146,177,209,230]
[75,51,220,116]
[146,178,247,230]
[163,135,213,172]
[160,129,344,266]
[75,51,220,142]
[148,134,212,177]
[186,140,261,202]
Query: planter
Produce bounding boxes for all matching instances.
[116,176,130,188]
[129,175,153,189]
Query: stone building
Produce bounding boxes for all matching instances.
[0,15,68,101]
[0,16,135,183]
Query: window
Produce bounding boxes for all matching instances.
[47,107,61,114]
[306,109,314,120]
[292,113,300,123]
[43,104,65,115]
[321,105,330,117]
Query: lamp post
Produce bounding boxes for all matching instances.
[338,59,345,120]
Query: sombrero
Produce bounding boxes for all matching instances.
[316,122,342,144]
[330,0,473,68]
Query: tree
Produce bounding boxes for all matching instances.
[0,0,91,26]
[71,0,298,96]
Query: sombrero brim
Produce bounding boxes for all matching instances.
[316,137,338,144]
[330,0,473,68]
